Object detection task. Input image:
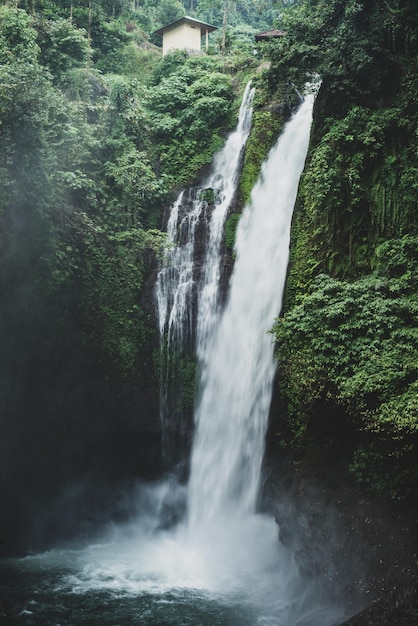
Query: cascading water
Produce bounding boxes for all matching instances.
[0,84,348,626]
[154,189,203,466]
[155,81,255,467]
[187,92,316,534]
[149,83,345,624]
[195,81,255,357]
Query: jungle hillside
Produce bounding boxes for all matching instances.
[0,3,417,615]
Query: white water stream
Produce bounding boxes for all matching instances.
[188,92,315,534]
[155,82,255,465]
[147,84,344,624]
[1,85,347,626]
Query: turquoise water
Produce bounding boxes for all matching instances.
[0,512,346,626]
[0,553,343,626]
[0,555,259,625]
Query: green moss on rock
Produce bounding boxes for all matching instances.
[240,109,284,205]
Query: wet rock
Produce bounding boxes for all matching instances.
[339,587,418,625]
[263,439,418,619]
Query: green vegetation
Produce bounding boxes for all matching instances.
[273,237,418,499]
[269,0,418,500]
[156,344,198,413]
[0,0,261,381]
[224,213,241,250]
[240,109,284,204]
[148,54,236,184]
[189,0,280,55]
[2,0,417,509]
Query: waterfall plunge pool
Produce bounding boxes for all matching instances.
[0,486,347,626]
[1,85,348,626]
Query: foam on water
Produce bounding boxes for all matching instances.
[59,87,345,625]
[2,480,346,624]
[0,85,348,626]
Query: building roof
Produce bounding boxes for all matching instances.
[255,29,287,42]
[153,16,218,37]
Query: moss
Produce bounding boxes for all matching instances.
[240,109,284,205]
[198,187,216,204]
[178,354,197,410]
[224,213,241,250]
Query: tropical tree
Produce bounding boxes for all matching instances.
[197,0,236,54]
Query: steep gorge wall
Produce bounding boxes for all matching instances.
[272,0,418,505]
[262,1,418,618]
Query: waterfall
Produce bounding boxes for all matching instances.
[0,67,353,626]
[156,81,316,531]
[8,84,346,626]
[187,92,316,532]
[155,82,255,467]
[154,189,203,466]
[147,82,345,624]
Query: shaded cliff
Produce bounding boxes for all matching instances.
[261,0,418,621]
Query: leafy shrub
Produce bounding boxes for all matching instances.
[36,17,89,81]
[273,237,418,497]
[224,213,240,249]
[147,54,235,184]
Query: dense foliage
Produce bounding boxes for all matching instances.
[0,1,253,378]
[2,0,417,550]
[0,0,265,552]
[273,237,418,498]
[266,0,418,282]
[147,52,236,184]
[269,0,418,500]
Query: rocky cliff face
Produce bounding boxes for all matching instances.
[261,3,418,618]
[340,586,418,626]
[263,421,418,625]
[0,253,163,557]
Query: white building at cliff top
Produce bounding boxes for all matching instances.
[153,16,217,56]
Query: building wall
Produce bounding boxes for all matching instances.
[163,23,202,56]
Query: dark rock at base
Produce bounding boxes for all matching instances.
[263,412,418,620]
[339,587,418,625]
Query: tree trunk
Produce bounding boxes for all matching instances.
[221,1,227,55]
[88,0,92,48]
